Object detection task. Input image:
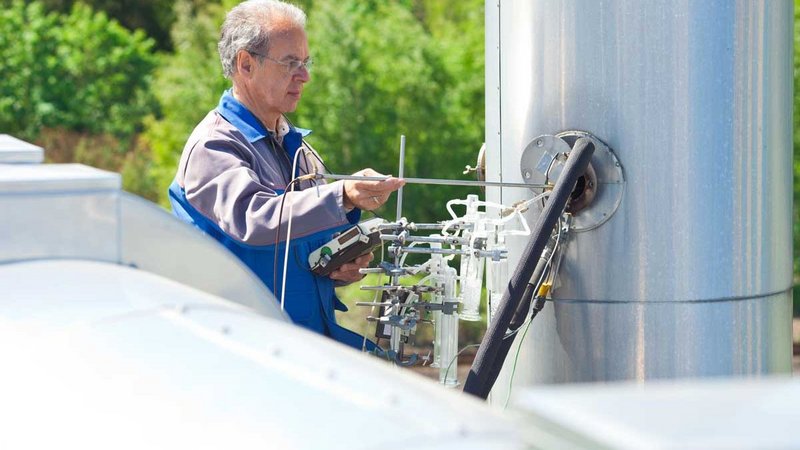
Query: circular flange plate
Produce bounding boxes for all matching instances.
[519,135,572,185]
[519,131,625,232]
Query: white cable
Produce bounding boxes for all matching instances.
[514,190,552,213]
[445,198,467,219]
[279,146,307,311]
[495,191,551,237]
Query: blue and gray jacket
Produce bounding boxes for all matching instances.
[169,90,373,351]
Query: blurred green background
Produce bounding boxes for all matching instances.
[1,0,798,322]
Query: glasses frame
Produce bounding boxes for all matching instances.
[248,51,313,74]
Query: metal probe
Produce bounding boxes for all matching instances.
[320,173,550,189]
[396,136,405,220]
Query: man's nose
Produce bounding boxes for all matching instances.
[294,66,310,82]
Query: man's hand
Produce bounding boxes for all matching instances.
[343,168,405,211]
[329,252,374,284]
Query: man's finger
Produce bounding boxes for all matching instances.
[336,262,363,273]
[353,253,374,265]
[329,267,365,282]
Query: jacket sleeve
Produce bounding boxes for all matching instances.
[180,135,355,246]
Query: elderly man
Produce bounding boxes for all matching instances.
[169,0,403,350]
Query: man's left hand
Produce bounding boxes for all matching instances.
[329,252,374,284]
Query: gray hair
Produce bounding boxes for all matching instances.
[218,0,306,78]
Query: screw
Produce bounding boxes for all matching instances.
[536,139,544,147]
[523,169,532,179]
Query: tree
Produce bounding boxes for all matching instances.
[141,0,236,204]
[32,0,179,51]
[143,0,486,222]
[793,0,799,314]
[294,0,485,223]
[0,1,157,139]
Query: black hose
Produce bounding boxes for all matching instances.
[463,137,595,399]
[479,254,549,393]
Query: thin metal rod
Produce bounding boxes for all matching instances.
[396,135,405,220]
[395,246,506,260]
[321,173,549,189]
[397,247,467,256]
[404,223,448,230]
[377,222,450,231]
[379,234,468,245]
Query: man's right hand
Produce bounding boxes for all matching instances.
[343,168,405,211]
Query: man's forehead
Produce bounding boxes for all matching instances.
[266,21,305,40]
[267,25,308,55]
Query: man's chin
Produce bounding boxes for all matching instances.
[284,100,300,113]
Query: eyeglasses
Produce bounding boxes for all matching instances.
[249,51,313,74]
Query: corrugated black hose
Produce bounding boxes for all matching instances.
[462,137,595,399]
[478,251,550,396]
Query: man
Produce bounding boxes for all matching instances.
[169,0,404,350]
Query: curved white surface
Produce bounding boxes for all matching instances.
[514,377,800,449]
[0,260,528,449]
[0,161,285,321]
[119,192,286,320]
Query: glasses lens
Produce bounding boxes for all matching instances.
[286,58,312,73]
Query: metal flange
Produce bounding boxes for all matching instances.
[520,131,625,232]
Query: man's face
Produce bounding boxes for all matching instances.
[252,26,310,120]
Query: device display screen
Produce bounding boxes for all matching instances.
[337,228,360,245]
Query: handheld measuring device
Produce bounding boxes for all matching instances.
[308,217,386,276]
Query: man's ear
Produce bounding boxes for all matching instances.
[237,50,256,77]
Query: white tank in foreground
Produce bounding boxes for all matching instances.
[0,148,529,449]
[0,260,525,449]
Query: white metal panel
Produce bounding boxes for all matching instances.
[485,0,502,208]
[0,260,254,326]
[0,162,285,318]
[0,134,44,164]
[0,260,528,450]
[0,163,119,192]
[513,377,800,449]
[119,193,287,320]
[0,164,120,263]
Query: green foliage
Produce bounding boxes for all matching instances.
[33,0,179,51]
[794,0,799,315]
[295,0,485,224]
[335,273,486,347]
[141,0,236,206]
[0,1,157,139]
[143,0,486,220]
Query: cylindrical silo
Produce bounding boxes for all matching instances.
[484,0,794,398]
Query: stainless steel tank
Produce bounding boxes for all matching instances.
[484,0,794,396]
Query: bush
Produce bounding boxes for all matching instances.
[0,1,157,139]
[295,0,485,224]
[794,0,799,315]
[140,0,235,206]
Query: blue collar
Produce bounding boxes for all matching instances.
[216,89,311,143]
